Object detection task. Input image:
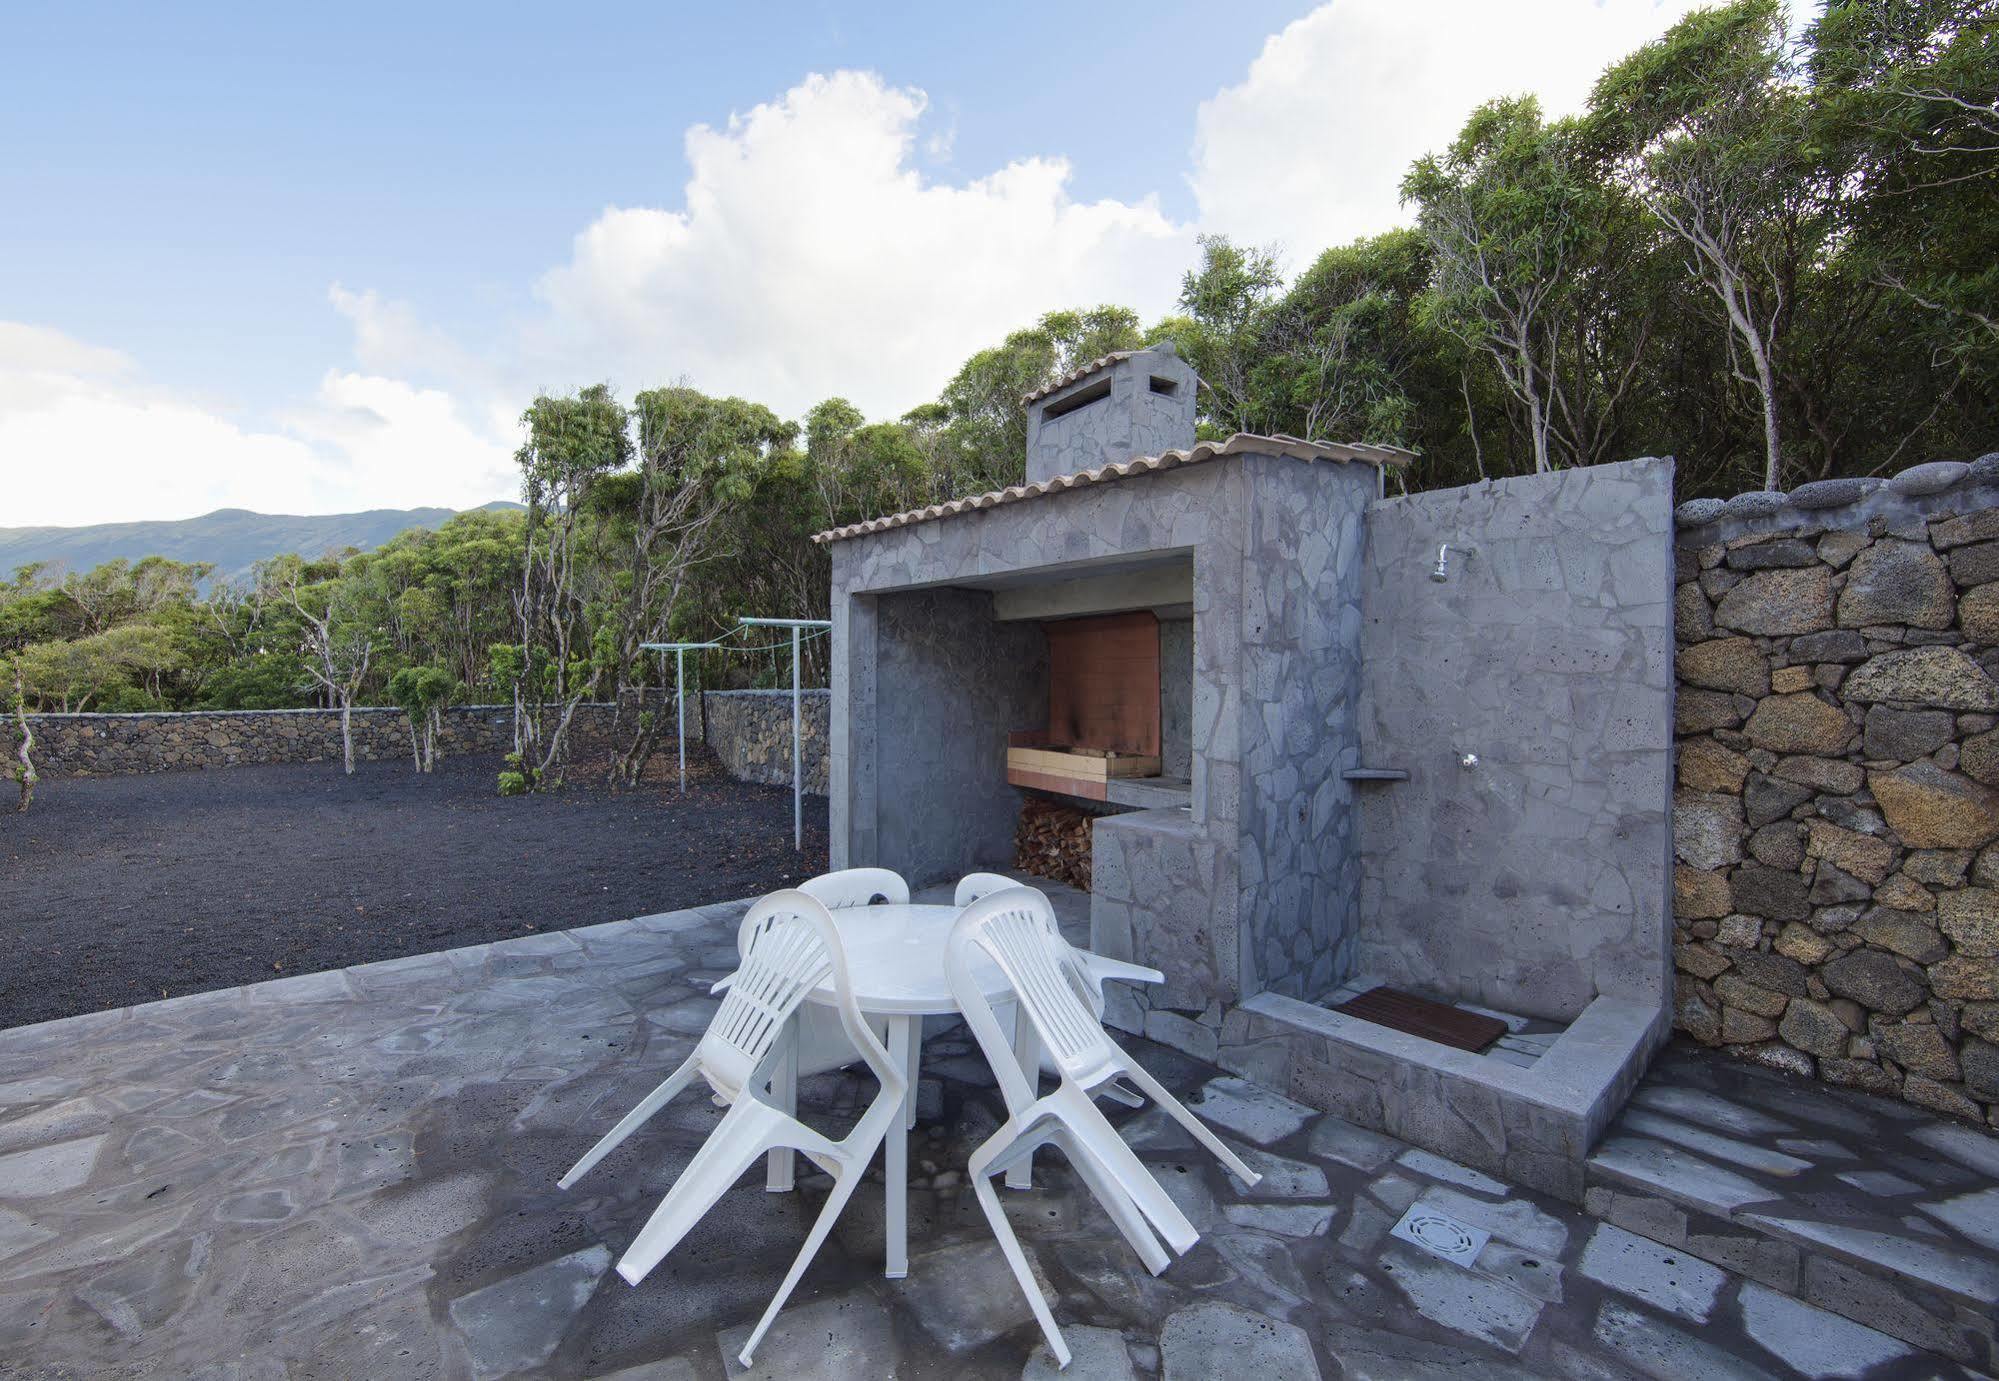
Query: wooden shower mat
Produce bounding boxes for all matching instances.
[1332,986,1508,1053]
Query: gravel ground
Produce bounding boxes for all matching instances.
[0,750,828,1029]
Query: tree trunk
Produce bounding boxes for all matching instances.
[1750,343,1783,491]
[339,698,355,775]
[12,667,35,813]
[407,714,423,773]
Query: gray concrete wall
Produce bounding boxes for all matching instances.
[1354,457,1677,1023]
[836,587,1046,886]
[1025,346,1198,485]
[1239,454,1374,999]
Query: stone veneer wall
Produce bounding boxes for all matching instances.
[1672,456,1999,1129]
[6,690,834,788]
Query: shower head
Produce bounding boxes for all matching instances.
[1430,542,1474,582]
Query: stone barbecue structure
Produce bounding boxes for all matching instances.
[1671,456,1999,1131]
[817,347,1678,1202]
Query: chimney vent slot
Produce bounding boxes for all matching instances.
[1041,378,1113,421]
[1148,375,1179,397]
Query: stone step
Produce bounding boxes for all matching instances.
[1584,1041,1999,1373]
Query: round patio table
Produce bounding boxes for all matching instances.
[763,902,1042,1279]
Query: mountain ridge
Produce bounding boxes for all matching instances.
[1,501,523,586]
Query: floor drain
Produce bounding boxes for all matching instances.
[1389,1205,1490,1266]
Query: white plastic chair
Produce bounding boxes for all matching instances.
[945,886,1261,1368]
[954,871,1018,907]
[791,866,914,1125]
[802,867,910,910]
[557,890,904,1369]
[954,872,1160,1111]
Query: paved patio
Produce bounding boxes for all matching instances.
[0,880,1978,1379]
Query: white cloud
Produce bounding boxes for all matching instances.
[0,322,513,527]
[1189,0,1703,265]
[518,71,1195,418]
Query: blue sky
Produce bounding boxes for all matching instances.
[2,1,1706,525]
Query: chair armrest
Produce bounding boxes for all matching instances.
[710,973,736,994]
[1079,952,1164,987]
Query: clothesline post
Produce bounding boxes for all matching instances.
[739,617,831,850]
[638,641,720,793]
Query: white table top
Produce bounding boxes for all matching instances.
[805,902,1010,1016]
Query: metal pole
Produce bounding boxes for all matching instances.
[675,647,687,793]
[736,619,830,856]
[791,623,802,850]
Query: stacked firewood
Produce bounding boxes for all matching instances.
[1015,797,1094,891]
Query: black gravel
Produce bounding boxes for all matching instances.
[0,751,829,1029]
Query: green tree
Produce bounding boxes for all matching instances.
[387,665,458,772]
[1593,0,1817,489]
[511,384,630,788]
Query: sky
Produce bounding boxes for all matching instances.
[0,0,1711,527]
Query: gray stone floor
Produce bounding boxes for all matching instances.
[1588,1041,1999,1371]
[0,883,1978,1379]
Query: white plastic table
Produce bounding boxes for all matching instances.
[763,902,1042,1279]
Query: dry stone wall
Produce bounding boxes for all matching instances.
[6,690,832,788]
[696,689,829,793]
[1673,455,1999,1129]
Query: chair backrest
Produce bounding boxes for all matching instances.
[799,867,909,911]
[953,871,1017,907]
[946,886,1119,1106]
[700,890,896,1097]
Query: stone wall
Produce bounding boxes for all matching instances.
[696,689,830,793]
[1672,456,1999,1128]
[5,690,834,789]
[1356,458,1677,1024]
[9,704,535,775]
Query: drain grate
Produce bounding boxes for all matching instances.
[1389,1205,1491,1266]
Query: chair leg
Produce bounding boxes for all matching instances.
[738,1150,873,1367]
[767,1027,798,1192]
[1120,1062,1263,1188]
[1045,1125,1169,1276]
[557,1055,697,1190]
[1044,1086,1199,1256]
[1006,1014,1041,1190]
[969,1143,1071,1370]
[616,1101,788,1285]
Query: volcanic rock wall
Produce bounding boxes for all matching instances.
[1673,457,1999,1127]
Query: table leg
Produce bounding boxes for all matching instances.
[885,1014,911,1279]
[902,1017,924,1131]
[1006,1010,1041,1190]
[766,1024,797,1192]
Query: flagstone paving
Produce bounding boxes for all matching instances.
[0,879,1981,1379]
[1587,1041,1999,1371]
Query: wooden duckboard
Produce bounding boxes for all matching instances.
[1333,986,1508,1053]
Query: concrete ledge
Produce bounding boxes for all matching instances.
[1155,989,1672,1203]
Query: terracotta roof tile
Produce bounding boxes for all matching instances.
[811,433,1415,544]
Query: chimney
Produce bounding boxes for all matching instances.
[1023,341,1198,486]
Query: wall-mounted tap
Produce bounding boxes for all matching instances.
[1430,543,1475,582]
